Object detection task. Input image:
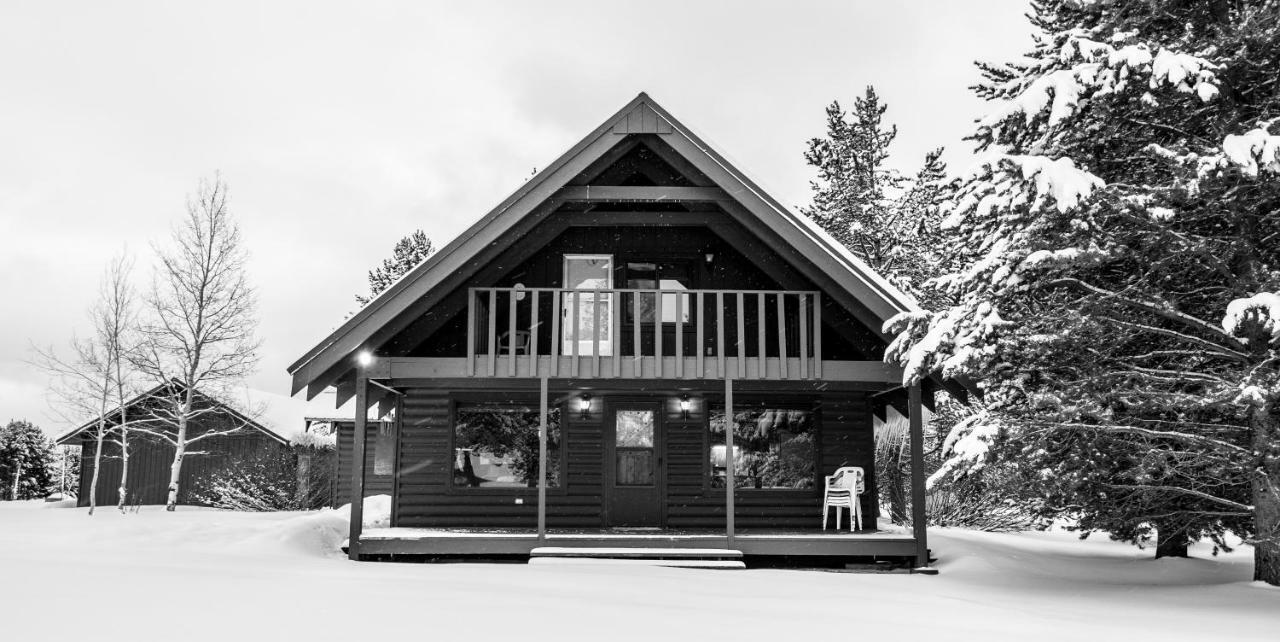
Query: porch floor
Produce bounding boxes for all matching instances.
[355,521,917,559]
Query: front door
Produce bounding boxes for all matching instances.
[606,404,663,527]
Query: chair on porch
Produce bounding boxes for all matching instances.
[498,330,531,355]
[821,466,865,531]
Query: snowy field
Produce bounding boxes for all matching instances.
[0,500,1274,641]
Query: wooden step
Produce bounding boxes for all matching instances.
[529,547,745,568]
[531,546,742,559]
[529,557,745,569]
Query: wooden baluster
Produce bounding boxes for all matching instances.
[612,290,621,378]
[696,291,704,378]
[675,290,684,378]
[813,293,823,379]
[735,292,745,379]
[508,289,518,377]
[716,292,725,378]
[654,289,663,378]
[799,293,808,379]
[592,288,602,378]
[466,289,476,377]
[756,292,766,378]
[529,290,539,378]
[550,290,561,378]
[572,290,581,378]
[487,289,497,377]
[633,291,641,377]
[777,292,788,379]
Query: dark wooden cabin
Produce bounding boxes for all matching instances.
[289,93,966,566]
[306,417,395,507]
[56,381,289,508]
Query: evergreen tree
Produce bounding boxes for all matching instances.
[0,420,55,500]
[356,230,436,306]
[802,87,954,310]
[887,0,1280,582]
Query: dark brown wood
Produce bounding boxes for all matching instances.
[348,371,368,561]
[554,186,727,202]
[538,376,548,538]
[725,377,734,545]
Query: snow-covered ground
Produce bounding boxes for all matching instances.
[1,500,1274,641]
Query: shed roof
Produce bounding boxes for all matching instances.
[55,380,288,446]
[288,92,966,399]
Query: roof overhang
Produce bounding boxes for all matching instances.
[287,92,977,402]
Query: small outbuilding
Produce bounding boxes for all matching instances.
[55,381,290,508]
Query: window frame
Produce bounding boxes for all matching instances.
[447,394,568,495]
[703,398,821,494]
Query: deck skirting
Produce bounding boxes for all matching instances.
[355,527,917,558]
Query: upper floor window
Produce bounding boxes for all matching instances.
[625,261,692,324]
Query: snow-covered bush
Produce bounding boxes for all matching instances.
[193,444,336,511]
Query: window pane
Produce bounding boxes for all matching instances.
[709,407,815,489]
[616,410,654,447]
[372,419,396,476]
[454,405,560,488]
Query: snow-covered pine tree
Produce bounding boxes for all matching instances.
[355,229,435,306]
[802,87,954,308]
[0,421,54,500]
[886,0,1280,582]
[804,88,967,525]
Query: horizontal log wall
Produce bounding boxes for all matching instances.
[334,421,395,507]
[394,389,604,528]
[392,389,876,530]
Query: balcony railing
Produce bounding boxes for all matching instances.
[466,287,822,380]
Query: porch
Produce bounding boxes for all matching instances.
[354,523,918,559]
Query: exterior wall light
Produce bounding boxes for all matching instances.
[356,350,374,367]
[578,394,591,419]
[679,394,691,420]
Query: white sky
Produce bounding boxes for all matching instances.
[0,1,1034,436]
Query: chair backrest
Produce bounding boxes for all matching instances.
[828,466,864,491]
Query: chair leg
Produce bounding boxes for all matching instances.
[852,501,860,532]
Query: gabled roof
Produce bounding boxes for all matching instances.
[288,92,954,399]
[55,379,287,446]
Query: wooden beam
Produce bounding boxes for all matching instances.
[348,371,369,561]
[725,376,735,548]
[554,186,728,202]
[538,376,548,539]
[380,356,903,383]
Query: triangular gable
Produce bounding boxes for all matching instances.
[288,92,935,399]
[55,379,287,446]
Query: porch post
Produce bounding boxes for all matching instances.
[537,376,549,539]
[347,368,369,561]
[725,376,735,547]
[908,384,934,572]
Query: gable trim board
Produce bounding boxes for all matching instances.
[288,92,958,400]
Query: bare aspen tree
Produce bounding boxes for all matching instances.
[35,256,136,515]
[97,253,139,511]
[133,176,259,511]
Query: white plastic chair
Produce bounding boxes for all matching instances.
[822,466,865,531]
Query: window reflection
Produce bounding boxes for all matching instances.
[710,407,815,489]
[454,404,561,488]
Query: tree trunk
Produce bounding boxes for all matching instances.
[88,432,103,515]
[1251,406,1280,586]
[1154,519,1190,559]
[165,390,192,512]
[165,443,184,511]
[11,462,20,500]
[116,429,129,512]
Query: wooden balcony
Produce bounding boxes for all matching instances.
[467,286,828,380]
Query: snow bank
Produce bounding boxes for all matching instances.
[0,500,1275,642]
[250,494,392,557]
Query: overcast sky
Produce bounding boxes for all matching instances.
[1,1,1034,436]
